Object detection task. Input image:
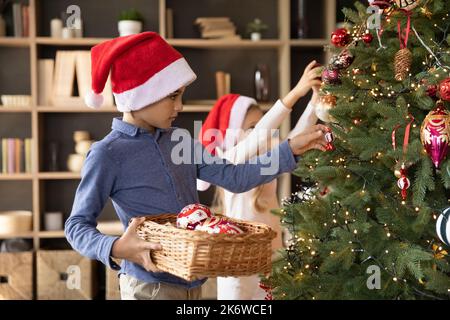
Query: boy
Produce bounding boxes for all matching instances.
[65,32,327,300]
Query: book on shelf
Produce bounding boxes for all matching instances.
[38,59,55,106]
[215,71,231,98]
[50,50,114,107]
[195,17,239,39]
[52,51,76,99]
[195,17,231,25]
[0,138,32,174]
[9,3,29,37]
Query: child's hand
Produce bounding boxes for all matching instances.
[288,124,328,155]
[293,60,323,99]
[111,217,162,272]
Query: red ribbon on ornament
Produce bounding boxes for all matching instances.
[392,114,415,200]
[397,10,412,49]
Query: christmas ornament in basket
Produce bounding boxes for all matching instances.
[135,210,276,281]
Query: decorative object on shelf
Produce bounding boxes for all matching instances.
[75,140,93,156]
[50,17,63,38]
[215,71,231,98]
[315,94,337,123]
[420,101,450,169]
[246,18,268,41]
[295,0,307,39]
[0,211,32,235]
[436,207,450,246]
[67,130,93,172]
[62,26,74,39]
[73,17,83,38]
[0,94,31,107]
[44,212,63,231]
[73,130,90,143]
[67,154,85,173]
[195,17,240,40]
[118,8,144,37]
[48,141,59,172]
[254,64,270,102]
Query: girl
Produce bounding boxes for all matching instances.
[197,60,322,300]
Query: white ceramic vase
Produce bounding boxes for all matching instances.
[118,20,142,36]
[250,32,261,41]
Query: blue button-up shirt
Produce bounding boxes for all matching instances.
[65,118,298,288]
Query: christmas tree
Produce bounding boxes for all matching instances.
[267,0,450,300]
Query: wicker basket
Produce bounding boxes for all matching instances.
[136,214,276,281]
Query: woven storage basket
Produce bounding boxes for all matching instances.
[136,214,276,281]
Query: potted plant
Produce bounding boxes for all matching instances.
[0,0,11,37]
[118,8,144,36]
[246,18,268,41]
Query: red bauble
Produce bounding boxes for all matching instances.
[362,33,374,44]
[331,28,351,47]
[427,84,438,98]
[439,78,450,101]
[420,103,450,168]
[177,203,212,230]
[322,69,341,85]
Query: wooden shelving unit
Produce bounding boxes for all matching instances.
[0,0,338,292]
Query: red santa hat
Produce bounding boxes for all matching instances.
[199,94,257,154]
[85,31,197,111]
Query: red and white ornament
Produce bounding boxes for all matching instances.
[324,127,335,151]
[195,217,244,235]
[177,203,212,230]
[396,165,410,200]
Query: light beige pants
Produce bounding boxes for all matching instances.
[119,274,202,300]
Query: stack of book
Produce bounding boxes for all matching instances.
[38,51,114,107]
[195,17,240,40]
[1,138,32,174]
[9,2,30,37]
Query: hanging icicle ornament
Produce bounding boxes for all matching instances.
[420,101,450,168]
[394,10,412,81]
[392,115,414,200]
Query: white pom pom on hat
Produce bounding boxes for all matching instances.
[84,90,104,109]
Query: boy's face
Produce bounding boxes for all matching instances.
[135,87,186,129]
